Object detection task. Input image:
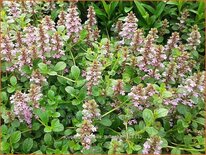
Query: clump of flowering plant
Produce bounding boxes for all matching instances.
[0,1,205,154]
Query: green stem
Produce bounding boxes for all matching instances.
[37,118,46,127]
[80,47,87,52]
[106,127,120,135]
[167,146,205,152]
[69,49,76,66]
[66,127,76,129]
[136,127,147,135]
[56,74,75,82]
[21,129,32,133]
[101,99,129,118]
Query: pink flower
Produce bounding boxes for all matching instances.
[10,91,32,126]
[66,3,82,43]
[119,12,138,44]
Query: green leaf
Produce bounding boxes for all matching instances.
[22,138,33,153]
[10,131,21,144]
[142,109,154,126]
[155,2,166,18]
[64,129,73,136]
[65,86,75,94]
[22,65,32,74]
[7,86,15,93]
[36,109,49,125]
[100,118,112,126]
[38,63,48,74]
[162,91,173,98]
[71,65,80,79]
[48,71,57,76]
[10,76,17,86]
[51,119,64,132]
[82,146,103,154]
[133,145,141,151]
[101,0,109,16]
[44,126,52,132]
[146,127,158,136]
[1,142,10,151]
[124,6,133,13]
[54,61,66,71]
[134,1,149,23]
[154,108,168,118]
[195,117,205,126]
[80,29,88,40]
[44,133,53,146]
[57,25,65,33]
[1,91,8,101]
[171,147,181,154]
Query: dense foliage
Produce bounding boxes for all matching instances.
[0,0,205,154]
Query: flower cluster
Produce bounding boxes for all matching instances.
[177,72,205,107]
[114,20,123,35]
[3,1,21,22]
[108,137,124,154]
[142,136,163,154]
[177,9,189,30]
[187,25,201,50]
[86,61,102,95]
[112,79,125,96]
[159,19,169,36]
[85,6,100,44]
[75,99,100,150]
[1,34,17,71]
[10,91,32,126]
[164,32,180,59]
[65,3,82,43]
[128,84,156,110]
[28,84,43,109]
[119,12,138,44]
[57,10,66,27]
[163,44,195,85]
[148,28,158,41]
[30,70,47,85]
[75,120,97,150]
[82,100,101,121]
[135,34,166,79]
[1,16,66,73]
[51,32,65,58]
[162,62,177,85]
[130,29,144,52]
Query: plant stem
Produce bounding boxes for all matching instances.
[21,129,32,133]
[106,127,120,135]
[101,99,129,118]
[167,146,205,152]
[37,118,46,127]
[56,74,75,82]
[69,49,76,66]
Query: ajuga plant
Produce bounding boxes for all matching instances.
[0,1,205,154]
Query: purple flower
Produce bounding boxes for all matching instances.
[119,12,138,44]
[28,84,43,109]
[187,25,201,50]
[112,79,125,96]
[75,120,97,150]
[65,3,82,43]
[30,70,47,85]
[86,61,102,95]
[10,91,32,126]
[142,136,163,154]
[82,100,101,121]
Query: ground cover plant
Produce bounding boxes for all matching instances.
[0,0,205,154]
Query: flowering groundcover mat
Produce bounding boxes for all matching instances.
[0,0,205,154]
